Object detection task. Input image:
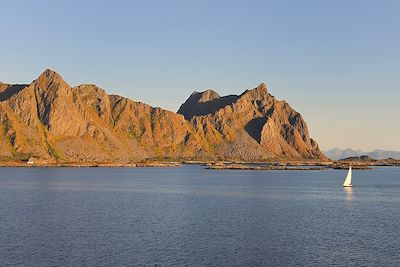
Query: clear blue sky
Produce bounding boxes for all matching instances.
[1,0,399,151]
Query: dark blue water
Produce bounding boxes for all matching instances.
[1,166,400,266]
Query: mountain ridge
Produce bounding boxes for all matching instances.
[0,69,327,163]
[325,147,400,160]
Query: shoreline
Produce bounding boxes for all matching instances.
[0,159,398,170]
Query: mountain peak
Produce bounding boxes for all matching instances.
[240,83,268,98]
[253,82,268,92]
[38,68,63,80]
[178,89,238,119]
[258,82,267,89]
[197,89,220,103]
[34,68,68,89]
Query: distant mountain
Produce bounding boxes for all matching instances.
[368,150,400,160]
[0,69,327,163]
[324,148,365,160]
[325,148,400,160]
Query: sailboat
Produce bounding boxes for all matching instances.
[343,166,352,187]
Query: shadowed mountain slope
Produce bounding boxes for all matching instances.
[0,83,28,101]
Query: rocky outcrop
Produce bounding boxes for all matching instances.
[0,69,327,163]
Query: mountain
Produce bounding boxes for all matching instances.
[0,69,199,162]
[178,83,327,161]
[324,148,365,160]
[0,69,327,163]
[325,148,400,160]
[368,150,400,160]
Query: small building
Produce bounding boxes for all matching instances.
[27,157,37,164]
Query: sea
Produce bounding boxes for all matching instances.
[1,165,400,266]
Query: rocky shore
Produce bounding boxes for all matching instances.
[1,155,399,170]
[206,163,326,170]
[0,160,181,168]
[205,156,400,171]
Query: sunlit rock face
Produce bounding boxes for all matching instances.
[179,83,327,161]
[0,70,327,162]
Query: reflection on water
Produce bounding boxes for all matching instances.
[343,186,353,201]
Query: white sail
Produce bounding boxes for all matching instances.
[343,166,352,187]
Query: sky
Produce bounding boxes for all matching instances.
[1,0,399,151]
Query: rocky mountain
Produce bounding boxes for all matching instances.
[178,83,327,161]
[0,69,327,163]
[325,148,400,160]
